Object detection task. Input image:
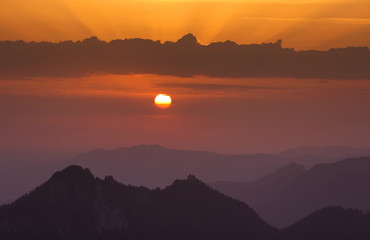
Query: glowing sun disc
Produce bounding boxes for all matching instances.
[155,94,172,108]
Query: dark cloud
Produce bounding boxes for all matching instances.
[155,83,291,91]
[0,33,369,79]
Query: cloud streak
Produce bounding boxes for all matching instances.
[155,83,291,91]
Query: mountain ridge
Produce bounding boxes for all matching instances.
[211,156,370,227]
[2,165,370,239]
[2,144,370,204]
[0,165,276,240]
[67,145,291,188]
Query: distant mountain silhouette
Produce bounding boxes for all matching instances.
[67,144,290,188]
[279,146,370,167]
[0,165,276,240]
[2,144,370,204]
[211,162,305,200]
[211,156,370,227]
[1,35,370,79]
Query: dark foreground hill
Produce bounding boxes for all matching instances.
[0,165,275,240]
[1,165,370,240]
[281,206,370,240]
[211,156,370,227]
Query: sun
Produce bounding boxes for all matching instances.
[154,94,172,109]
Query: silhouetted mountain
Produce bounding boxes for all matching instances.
[67,144,290,188]
[211,156,370,227]
[0,145,297,204]
[279,146,370,167]
[211,162,305,199]
[280,206,370,240]
[0,165,276,240]
[2,166,370,240]
[1,35,369,78]
[1,144,368,204]
[2,144,369,204]
[211,162,306,226]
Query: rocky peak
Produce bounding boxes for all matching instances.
[187,174,198,182]
[49,165,95,183]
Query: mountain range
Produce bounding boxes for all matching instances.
[0,165,276,240]
[211,156,370,227]
[67,144,291,187]
[1,165,370,240]
[1,144,370,205]
[278,145,370,167]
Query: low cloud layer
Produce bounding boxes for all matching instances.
[1,34,369,79]
[155,83,291,91]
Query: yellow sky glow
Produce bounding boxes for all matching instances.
[0,0,369,49]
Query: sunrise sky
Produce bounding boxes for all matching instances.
[1,74,370,155]
[1,0,370,50]
[1,0,370,157]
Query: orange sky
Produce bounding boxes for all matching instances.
[1,75,370,154]
[1,1,370,155]
[1,0,370,49]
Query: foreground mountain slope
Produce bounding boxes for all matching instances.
[1,165,370,240]
[0,165,276,240]
[281,206,370,240]
[211,156,370,227]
